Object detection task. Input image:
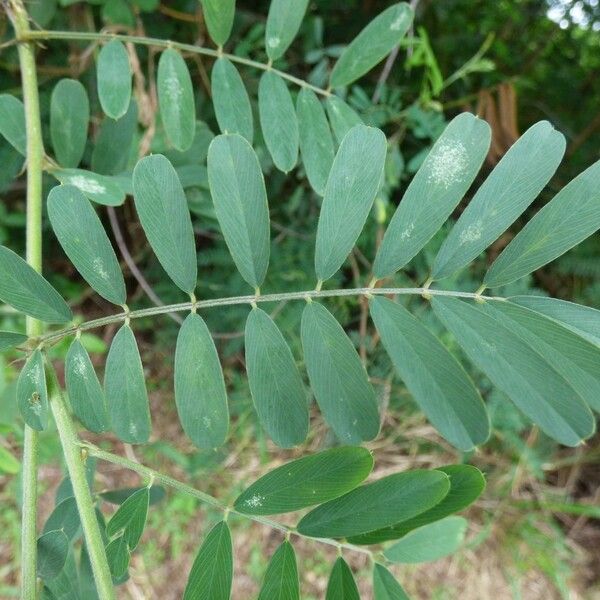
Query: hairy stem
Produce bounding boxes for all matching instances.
[80,442,378,561]
[20,30,330,97]
[35,286,502,347]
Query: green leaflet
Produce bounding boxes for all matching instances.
[234,446,373,515]
[97,40,132,119]
[483,301,600,412]
[164,120,214,166]
[207,134,270,288]
[265,0,309,61]
[104,325,151,444]
[132,154,198,294]
[245,307,308,448]
[106,486,149,550]
[485,159,600,288]
[325,557,360,600]
[325,96,363,146]
[369,296,489,451]
[17,350,48,431]
[258,71,299,173]
[0,331,27,351]
[258,541,299,600]
[44,548,80,599]
[50,79,89,168]
[297,87,335,195]
[51,169,126,206]
[511,295,600,347]
[157,49,196,152]
[431,296,594,446]
[100,486,166,506]
[373,113,491,278]
[0,246,72,324]
[384,516,468,564]
[432,121,566,280]
[91,100,138,175]
[48,184,126,305]
[65,339,109,433]
[349,464,485,544]
[0,94,26,155]
[372,564,410,600]
[175,313,229,449]
[43,497,81,542]
[211,58,253,143]
[183,521,233,600]
[106,535,130,580]
[200,0,235,46]
[37,530,69,581]
[297,470,450,539]
[301,302,380,444]
[315,124,386,281]
[330,3,413,88]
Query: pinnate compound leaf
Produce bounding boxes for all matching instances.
[157,49,196,151]
[511,295,600,347]
[50,79,89,168]
[104,325,151,444]
[301,302,380,444]
[66,339,109,433]
[0,245,72,323]
[485,159,600,288]
[325,96,363,145]
[350,464,485,544]
[106,535,130,580]
[234,446,373,515]
[51,169,126,206]
[369,296,489,451]
[245,307,308,448]
[48,185,126,305]
[0,94,26,155]
[384,516,468,564]
[265,0,309,61]
[37,530,69,581]
[91,100,138,175]
[183,521,232,600]
[330,3,413,88]
[431,296,594,446]
[258,541,299,600]
[373,113,491,278]
[258,71,299,173]
[326,557,360,600]
[0,331,27,351]
[315,124,386,281]
[175,313,229,449]
[373,564,410,600]
[97,40,132,119]
[200,0,235,46]
[432,121,566,280]
[106,486,149,550]
[297,470,450,539]
[17,350,48,431]
[133,154,197,294]
[297,87,335,195]
[207,134,270,288]
[211,58,253,143]
[483,301,600,413]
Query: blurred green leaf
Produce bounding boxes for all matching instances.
[373,563,410,600]
[258,541,299,600]
[265,0,309,61]
[0,94,26,155]
[17,350,48,431]
[325,557,359,600]
[200,0,235,46]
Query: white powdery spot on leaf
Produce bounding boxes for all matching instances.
[459,221,483,244]
[69,175,106,195]
[202,416,212,429]
[400,223,415,241]
[245,494,264,508]
[93,257,109,280]
[267,36,281,49]
[427,140,468,189]
[27,363,42,387]
[164,73,183,104]
[390,14,406,30]
[129,422,138,438]
[73,353,88,378]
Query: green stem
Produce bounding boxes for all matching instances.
[46,370,116,599]
[20,30,331,97]
[36,287,504,347]
[80,442,378,561]
[7,1,45,596]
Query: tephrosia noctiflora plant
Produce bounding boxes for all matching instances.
[1,0,599,598]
